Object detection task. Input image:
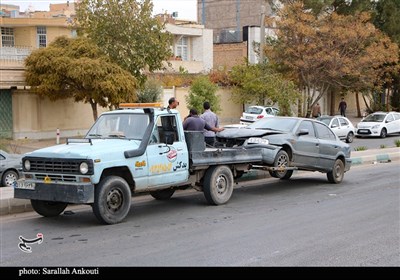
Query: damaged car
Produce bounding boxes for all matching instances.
[217,117,352,183]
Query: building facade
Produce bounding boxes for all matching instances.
[0,4,213,140]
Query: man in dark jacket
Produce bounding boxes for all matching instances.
[338,98,347,117]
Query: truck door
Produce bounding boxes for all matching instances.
[146,114,189,188]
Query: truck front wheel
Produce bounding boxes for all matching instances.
[203,165,234,205]
[31,200,68,217]
[92,176,132,224]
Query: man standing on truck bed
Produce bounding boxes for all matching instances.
[201,101,220,147]
[183,108,223,134]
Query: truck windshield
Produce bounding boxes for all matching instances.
[86,113,150,140]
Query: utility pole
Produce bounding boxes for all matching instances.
[202,0,205,25]
[260,3,266,64]
[236,0,241,42]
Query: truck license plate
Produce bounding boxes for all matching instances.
[16,179,35,190]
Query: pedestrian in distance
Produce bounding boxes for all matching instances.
[200,101,220,147]
[312,103,321,118]
[338,97,347,117]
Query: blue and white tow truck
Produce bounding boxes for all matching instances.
[14,103,270,224]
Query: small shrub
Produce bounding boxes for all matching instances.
[395,139,400,147]
[380,144,386,149]
[354,146,368,151]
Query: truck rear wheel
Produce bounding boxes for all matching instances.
[92,176,131,224]
[203,165,234,205]
[150,189,175,200]
[31,200,68,217]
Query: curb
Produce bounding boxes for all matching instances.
[1,149,399,216]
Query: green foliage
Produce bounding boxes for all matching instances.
[395,139,400,147]
[229,63,301,116]
[185,76,220,114]
[354,146,368,151]
[380,144,387,149]
[136,78,163,103]
[24,36,137,120]
[76,0,173,85]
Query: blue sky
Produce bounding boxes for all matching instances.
[2,0,198,20]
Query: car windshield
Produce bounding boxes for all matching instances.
[246,107,263,114]
[362,114,386,122]
[248,118,298,132]
[317,117,332,126]
[86,113,150,140]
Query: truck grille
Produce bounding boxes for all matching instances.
[23,157,94,175]
[35,174,78,182]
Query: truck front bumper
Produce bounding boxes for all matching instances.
[14,182,95,204]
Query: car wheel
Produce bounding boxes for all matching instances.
[380,128,387,138]
[271,150,293,180]
[31,200,68,217]
[92,176,132,224]
[346,132,354,143]
[1,170,19,187]
[327,159,345,184]
[150,189,175,200]
[203,165,234,205]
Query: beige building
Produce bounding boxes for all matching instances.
[0,4,216,139]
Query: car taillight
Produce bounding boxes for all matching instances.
[257,115,264,119]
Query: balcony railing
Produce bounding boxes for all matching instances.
[0,46,33,65]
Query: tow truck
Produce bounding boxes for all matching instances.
[14,103,347,224]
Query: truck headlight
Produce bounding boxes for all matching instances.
[24,159,31,171]
[79,162,89,174]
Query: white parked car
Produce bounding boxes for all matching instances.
[317,116,355,143]
[355,111,400,138]
[240,106,279,125]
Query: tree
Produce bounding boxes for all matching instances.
[76,0,173,85]
[266,2,398,116]
[25,36,137,121]
[229,63,300,116]
[136,78,163,103]
[185,76,221,114]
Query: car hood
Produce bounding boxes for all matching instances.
[217,128,284,139]
[24,139,141,159]
[357,121,383,128]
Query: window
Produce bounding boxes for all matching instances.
[1,27,14,47]
[331,118,339,128]
[176,36,188,61]
[297,120,316,137]
[37,26,47,48]
[315,122,336,140]
[339,118,349,126]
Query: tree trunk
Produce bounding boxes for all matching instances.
[89,99,98,121]
[330,89,335,116]
[355,92,361,117]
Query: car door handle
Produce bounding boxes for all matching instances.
[177,148,183,151]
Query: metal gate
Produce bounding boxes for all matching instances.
[0,89,13,138]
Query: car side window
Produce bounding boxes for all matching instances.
[331,118,339,128]
[315,122,336,140]
[386,114,394,122]
[297,120,316,137]
[266,108,272,114]
[0,154,5,160]
[393,113,400,120]
[339,118,349,126]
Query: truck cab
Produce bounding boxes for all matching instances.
[15,103,191,224]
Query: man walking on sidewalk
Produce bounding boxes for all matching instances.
[338,98,347,117]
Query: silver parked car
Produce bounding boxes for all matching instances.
[0,150,23,187]
[217,117,352,183]
[317,115,355,143]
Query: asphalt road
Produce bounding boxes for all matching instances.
[1,163,399,267]
[349,134,400,150]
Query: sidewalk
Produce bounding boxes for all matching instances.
[1,144,399,216]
